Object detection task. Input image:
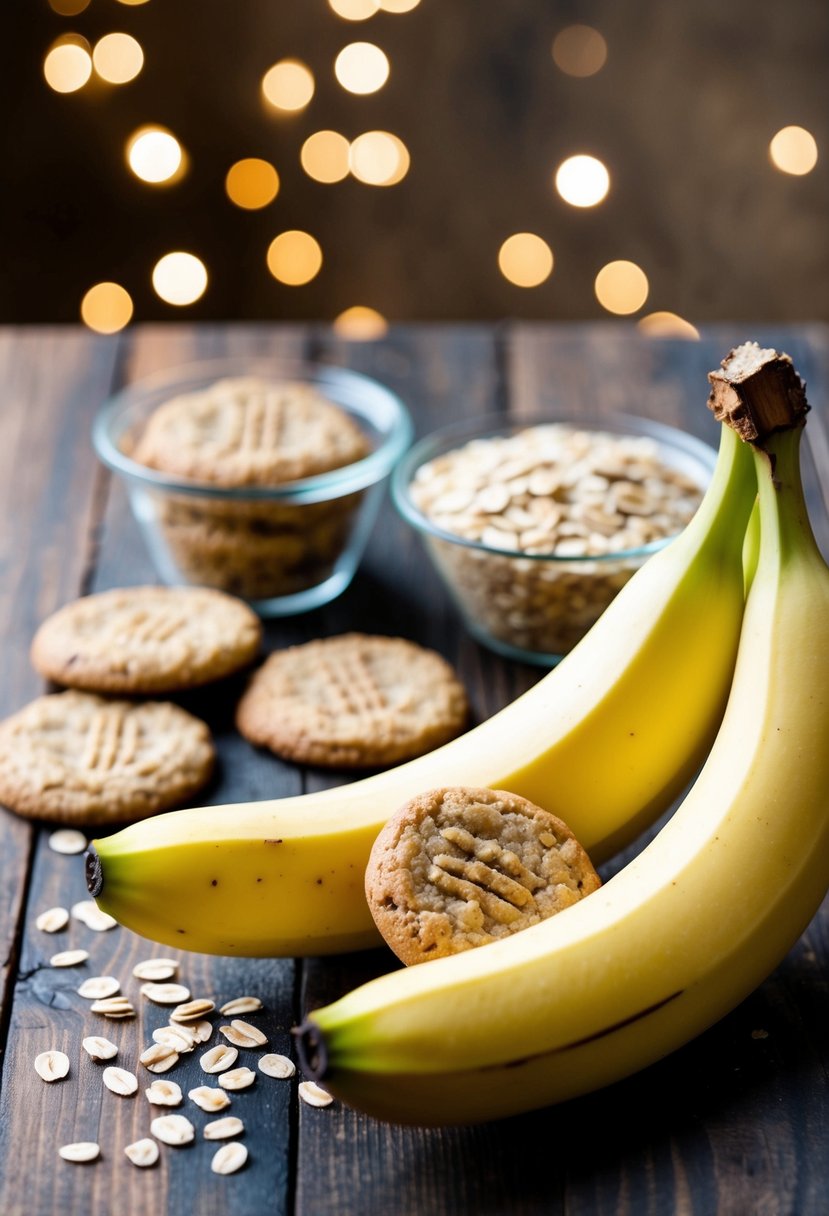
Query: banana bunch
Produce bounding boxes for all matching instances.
[293,343,829,1123]
[87,398,757,956]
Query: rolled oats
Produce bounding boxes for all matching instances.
[102,1066,138,1096]
[35,906,69,933]
[49,949,89,968]
[140,982,191,1005]
[153,1024,196,1053]
[408,423,706,658]
[151,1114,195,1146]
[145,1079,183,1107]
[77,976,120,1000]
[298,1080,334,1108]
[200,1045,238,1074]
[48,829,87,855]
[139,1043,180,1073]
[82,1036,118,1062]
[58,1141,99,1163]
[219,1019,268,1049]
[218,996,263,1016]
[204,1116,244,1141]
[133,958,179,981]
[90,996,136,1019]
[170,999,214,1023]
[71,900,118,931]
[210,1142,248,1175]
[258,1054,296,1079]
[124,1138,159,1168]
[188,1085,231,1113]
[34,1050,69,1082]
[218,1067,256,1092]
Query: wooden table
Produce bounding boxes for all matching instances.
[0,323,827,1216]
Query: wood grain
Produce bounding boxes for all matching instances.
[0,325,827,1216]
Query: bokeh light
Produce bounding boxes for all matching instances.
[267,231,323,286]
[115,0,151,5]
[225,159,280,209]
[127,127,184,184]
[498,234,554,288]
[334,306,389,339]
[378,0,420,10]
[93,33,144,84]
[349,131,409,185]
[555,155,610,207]
[329,0,379,18]
[595,261,649,315]
[152,253,208,306]
[80,283,134,334]
[638,311,700,340]
[769,126,818,176]
[334,42,390,94]
[301,131,351,183]
[262,60,315,112]
[49,0,90,15]
[43,36,93,94]
[552,25,607,77]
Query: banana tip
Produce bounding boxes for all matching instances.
[84,845,103,899]
[292,1019,329,1081]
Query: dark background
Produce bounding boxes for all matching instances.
[3,0,828,326]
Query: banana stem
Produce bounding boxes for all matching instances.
[753,425,823,569]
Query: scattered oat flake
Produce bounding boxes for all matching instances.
[218,1067,256,1092]
[188,1085,231,1113]
[231,1018,267,1045]
[124,1138,159,1168]
[211,1142,248,1176]
[200,1045,238,1074]
[50,949,89,968]
[71,901,118,932]
[139,1044,180,1073]
[298,1081,334,1108]
[90,996,135,1018]
[36,906,69,933]
[219,996,263,1016]
[141,982,191,1005]
[220,1020,268,1049]
[77,976,120,1000]
[49,829,87,855]
[259,1054,296,1079]
[82,1036,118,1062]
[153,1025,195,1053]
[151,1114,195,1146]
[133,958,179,981]
[204,1116,244,1141]
[35,1050,70,1082]
[59,1141,99,1163]
[103,1066,138,1096]
[170,999,214,1023]
[145,1079,182,1107]
[190,1019,214,1042]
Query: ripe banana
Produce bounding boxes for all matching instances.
[87,416,755,957]
[294,345,829,1124]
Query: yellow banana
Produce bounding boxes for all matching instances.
[87,419,755,957]
[293,345,829,1125]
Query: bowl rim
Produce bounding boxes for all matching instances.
[391,410,718,564]
[92,356,414,503]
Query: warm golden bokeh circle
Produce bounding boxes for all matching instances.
[152,253,208,306]
[43,37,93,94]
[638,312,700,340]
[127,127,184,184]
[93,33,144,84]
[552,25,607,77]
[349,131,409,185]
[594,261,649,315]
[498,234,554,288]
[225,159,280,209]
[266,231,323,286]
[769,126,818,176]
[555,155,610,207]
[334,42,390,94]
[262,60,315,111]
[80,283,134,334]
[301,132,351,183]
[334,307,389,339]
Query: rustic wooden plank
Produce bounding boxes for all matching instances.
[0,325,313,1216]
[0,328,120,1028]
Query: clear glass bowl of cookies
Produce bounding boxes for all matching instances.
[93,359,413,616]
[392,413,717,666]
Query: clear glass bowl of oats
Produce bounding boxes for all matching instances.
[93,359,413,616]
[392,413,716,665]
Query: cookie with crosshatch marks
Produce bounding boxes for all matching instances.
[132,376,371,486]
[235,634,469,768]
[365,787,601,965]
[0,691,214,824]
[30,586,262,695]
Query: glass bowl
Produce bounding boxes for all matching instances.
[392,412,717,666]
[93,358,413,616]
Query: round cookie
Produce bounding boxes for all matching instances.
[0,691,215,825]
[132,377,371,486]
[30,586,262,694]
[365,787,601,964]
[236,634,469,768]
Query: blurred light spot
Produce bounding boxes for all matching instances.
[329,0,379,18]
[335,42,389,94]
[115,0,151,5]
[498,234,554,288]
[81,283,133,334]
[267,231,323,286]
[301,131,351,183]
[334,306,389,340]
[769,126,818,175]
[349,131,409,185]
[127,126,184,184]
[555,155,609,207]
[49,0,91,15]
[93,33,144,84]
[152,253,208,306]
[595,261,649,315]
[225,158,280,209]
[43,36,93,94]
[262,60,314,112]
[378,0,420,9]
[638,311,700,340]
[552,25,607,77]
